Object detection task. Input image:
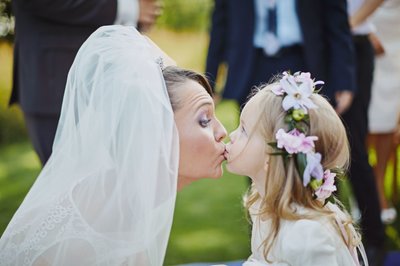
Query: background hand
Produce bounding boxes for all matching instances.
[335,90,353,115]
[138,0,162,32]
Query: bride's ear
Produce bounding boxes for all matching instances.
[143,36,177,67]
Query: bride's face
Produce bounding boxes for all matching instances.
[174,80,227,189]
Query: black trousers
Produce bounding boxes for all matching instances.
[24,112,59,165]
[342,35,385,247]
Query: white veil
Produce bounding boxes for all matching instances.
[0,25,179,266]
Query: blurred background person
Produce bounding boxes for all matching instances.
[9,0,161,165]
[344,0,386,264]
[367,0,400,225]
[205,0,355,114]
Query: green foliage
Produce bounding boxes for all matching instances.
[0,41,26,146]
[0,0,14,41]
[0,105,27,146]
[157,0,213,32]
[0,142,40,234]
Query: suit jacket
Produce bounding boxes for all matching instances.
[10,0,117,114]
[206,0,356,103]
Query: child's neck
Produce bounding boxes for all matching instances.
[251,168,268,197]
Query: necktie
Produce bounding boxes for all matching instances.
[264,0,280,55]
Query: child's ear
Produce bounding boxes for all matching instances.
[263,158,269,172]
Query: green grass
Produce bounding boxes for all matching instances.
[0,142,40,232]
[166,173,250,264]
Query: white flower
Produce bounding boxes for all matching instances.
[280,72,319,113]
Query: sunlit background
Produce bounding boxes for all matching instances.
[0,0,399,265]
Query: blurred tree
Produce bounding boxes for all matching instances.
[157,0,213,31]
[0,0,13,41]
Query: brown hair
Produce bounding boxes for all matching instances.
[162,66,213,111]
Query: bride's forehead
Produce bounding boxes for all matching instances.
[178,81,213,106]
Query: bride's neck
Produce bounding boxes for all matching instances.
[177,175,193,191]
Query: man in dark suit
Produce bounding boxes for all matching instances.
[206,0,355,111]
[9,0,160,165]
[206,0,384,264]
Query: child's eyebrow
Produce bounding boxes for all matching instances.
[240,119,247,128]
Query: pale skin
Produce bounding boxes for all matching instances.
[174,80,227,191]
[144,37,227,190]
[225,93,269,196]
[335,90,353,115]
[350,0,385,29]
[138,0,162,32]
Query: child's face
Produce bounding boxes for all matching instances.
[225,94,268,179]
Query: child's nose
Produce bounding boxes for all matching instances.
[229,130,236,144]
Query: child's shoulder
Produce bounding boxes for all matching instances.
[276,218,337,258]
[281,217,334,238]
[278,214,338,248]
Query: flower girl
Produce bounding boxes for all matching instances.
[225,72,367,266]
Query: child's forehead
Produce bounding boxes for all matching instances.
[241,94,264,121]
[244,91,265,111]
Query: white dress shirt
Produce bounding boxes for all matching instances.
[115,0,139,26]
[254,0,303,55]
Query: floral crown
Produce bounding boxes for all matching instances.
[268,71,342,203]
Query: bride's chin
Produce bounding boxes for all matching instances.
[209,165,224,179]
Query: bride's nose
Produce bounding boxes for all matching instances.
[214,119,227,142]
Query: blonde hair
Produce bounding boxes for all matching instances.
[244,83,360,262]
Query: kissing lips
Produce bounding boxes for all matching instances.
[223,149,229,161]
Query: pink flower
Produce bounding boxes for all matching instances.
[294,72,325,89]
[315,170,337,201]
[275,129,318,154]
[271,84,285,96]
[303,152,324,186]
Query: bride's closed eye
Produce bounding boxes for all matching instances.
[199,118,212,128]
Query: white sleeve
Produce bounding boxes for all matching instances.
[280,220,339,266]
[114,0,139,26]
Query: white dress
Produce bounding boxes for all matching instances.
[243,202,361,266]
[368,0,400,133]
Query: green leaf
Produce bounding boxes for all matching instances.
[309,178,323,190]
[284,114,293,123]
[267,142,278,149]
[296,153,307,178]
[269,152,287,156]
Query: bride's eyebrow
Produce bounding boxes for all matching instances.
[195,102,213,112]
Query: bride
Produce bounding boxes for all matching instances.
[0,25,227,265]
